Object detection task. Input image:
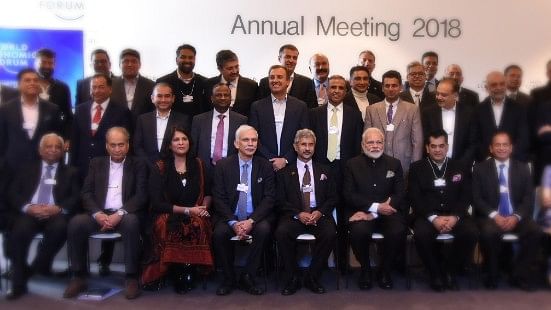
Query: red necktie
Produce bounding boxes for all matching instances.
[92,104,102,136]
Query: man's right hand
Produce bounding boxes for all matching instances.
[377,198,396,216]
[349,211,374,222]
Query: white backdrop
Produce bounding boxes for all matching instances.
[2,0,550,94]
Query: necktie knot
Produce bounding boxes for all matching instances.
[499,163,506,171]
[218,114,225,120]
[95,104,102,112]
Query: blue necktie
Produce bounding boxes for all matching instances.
[37,165,54,205]
[236,163,249,221]
[387,103,394,124]
[498,164,512,216]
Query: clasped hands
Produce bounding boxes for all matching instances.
[95,212,123,231]
[27,204,61,220]
[233,219,254,239]
[494,214,519,232]
[432,216,458,233]
[297,210,322,226]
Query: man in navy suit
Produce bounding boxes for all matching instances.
[212,125,275,296]
[133,82,190,165]
[192,83,247,177]
[249,65,309,171]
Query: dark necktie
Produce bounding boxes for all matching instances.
[302,164,312,212]
[37,165,54,205]
[387,103,394,124]
[236,163,249,221]
[498,164,512,216]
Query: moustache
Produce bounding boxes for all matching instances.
[316,68,328,74]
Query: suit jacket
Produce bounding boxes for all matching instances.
[276,161,337,218]
[205,75,258,117]
[510,91,531,107]
[458,87,480,108]
[0,99,63,167]
[342,91,381,115]
[0,158,12,229]
[400,87,437,111]
[475,97,529,161]
[259,73,317,108]
[191,109,247,174]
[530,82,551,105]
[422,103,477,166]
[70,99,131,175]
[249,95,309,162]
[156,70,209,117]
[8,161,81,216]
[408,158,471,219]
[212,154,275,224]
[309,103,363,164]
[368,77,384,99]
[472,158,533,220]
[343,153,405,218]
[133,109,191,164]
[81,156,147,215]
[45,79,73,138]
[0,84,18,105]
[111,75,156,125]
[364,99,423,173]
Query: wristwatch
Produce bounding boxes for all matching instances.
[117,210,126,216]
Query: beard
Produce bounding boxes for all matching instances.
[178,63,194,74]
[365,150,383,159]
[39,68,54,80]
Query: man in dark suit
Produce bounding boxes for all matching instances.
[0,68,63,169]
[422,51,439,92]
[6,133,80,300]
[409,129,478,292]
[111,49,155,126]
[529,59,551,106]
[133,82,190,165]
[258,44,317,108]
[250,65,309,171]
[205,50,258,117]
[443,64,480,108]
[358,50,384,99]
[422,78,477,166]
[344,127,407,290]
[309,54,331,107]
[275,129,337,295]
[192,83,247,177]
[212,125,275,296]
[156,44,209,117]
[0,84,19,105]
[343,66,381,119]
[401,61,437,111]
[64,127,147,300]
[472,131,542,290]
[504,65,531,106]
[75,49,117,105]
[34,48,72,136]
[475,71,529,162]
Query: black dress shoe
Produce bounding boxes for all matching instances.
[484,276,498,290]
[430,276,445,292]
[6,286,28,301]
[512,277,537,292]
[281,276,301,295]
[358,270,372,290]
[238,273,264,295]
[304,275,326,294]
[98,264,111,277]
[216,280,235,296]
[378,272,393,290]
[445,273,459,291]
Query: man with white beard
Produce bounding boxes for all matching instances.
[343,127,407,290]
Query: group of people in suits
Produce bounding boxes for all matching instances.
[1,42,551,301]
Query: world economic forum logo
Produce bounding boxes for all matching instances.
[38,0,86,21]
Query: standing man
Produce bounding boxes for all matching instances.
[343,66,381,119]
[249,65,309,171]
[258,44,317,108]
[443,64,480,108]
[192,83,247,177]
[75,49,117,105]
[422,51,439,92]
[0,83,18,106]
[275,129,337,295]
[309,54,330,106]
[504,64,531,106]
[401,61,437,111]
[358,50,384,99]
[212,125,275,296]
[205,50,258,117]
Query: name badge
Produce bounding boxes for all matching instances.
[302,185,313,193]
[237,183,249,193]
[44,178,57,185]
[328,126,339,134]
[434,178,446,187]
[500,185,508,193]
[91,123,99,130]
[386,124,395,132]
[108,184,119,189]
[23,122,35,130]
[181,178,187,187]
[182,95,193,103]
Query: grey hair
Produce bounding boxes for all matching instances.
[294,128,316,144]
[235,125,258,142]
[106,126,130,142]
[39,133,64,149]
[362,127,385,142]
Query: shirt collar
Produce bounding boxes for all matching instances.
[41,161,59,170]
[110,157,126,167]
[271,94,287,104]
[238,156,252,167]
[327,102,343,111]
[441,103,456,112]
[490,98,505,106]
[214,109,230,118]
[297,159,313,170]
[314,79,327,88]
[385,98,399,106]
[156,109,171,120]
[494,158,510,169]
[93,98,110,110]
[221,75,239,86]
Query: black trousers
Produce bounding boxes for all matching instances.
[413,217,478,277]
[212,219,272,283]
[10,213,67,288]
[348,213,407,274]
[275,215,337,282]
[67,213,141,277]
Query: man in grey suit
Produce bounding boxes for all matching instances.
[504,64,531,106]
[364,70,423,175]
[192,83,247,177]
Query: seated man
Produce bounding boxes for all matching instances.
[6,133,80,300]
[409,129,478,291]
[275,129,337,295]
[344,127,407,290]
[473,131,542,290]
[63,127,147,299]
[212,125,275,296]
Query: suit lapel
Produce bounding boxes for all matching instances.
[376,103,387,128]
[392,100,406,128]
[312,163,323,206]
[122,157,132,202]
[227,112,238,155]
[98,158,109,208]
[289,165,302,204]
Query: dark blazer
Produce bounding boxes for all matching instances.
[530,82,551,105]
[0,99,63,167]
[70,100,131,175]
[400,87,437,111]
[111,75,156,125]
[0,158,12,229]
[408,158,471,219]
[258,73,317,108]
[212,154,275,224]
[249,95,309,162]
[309,103,363,165]
[46,79,73,136]
[191,110,247,174]
[458,87,480,108]
[8,161,81,216]
[472,158,533,220]
[276,161,337,218]
[0,84,19,105]
[343,153,405,218]
[133,110,191,164]
[81,156,147,215]
[510,91,531,107]
[368,77,384,99]
[342,91,381,115]
[475,97,529,161]
[205,75,258,117]
[422,103,477,165]
[156,70,209,117]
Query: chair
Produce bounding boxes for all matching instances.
[87,232,122,274]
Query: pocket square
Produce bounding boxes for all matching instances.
[452,174,462,182]
[257,177,263,183]
[386,170,395,178]
[320,174,328,181]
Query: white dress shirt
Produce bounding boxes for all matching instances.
[210,109,230,158]
[272,94,287,155]
[409,88,423,106]
[441,104,456,157]
[21,98,39,138]
[489,159,517,219]
[124,76,138,109]
[156,110,170,151]
[221,76,239,107]
[104,158,125,211]
[491,99,505,127]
